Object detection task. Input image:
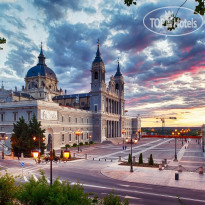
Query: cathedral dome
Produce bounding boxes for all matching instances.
[26,46,57,81]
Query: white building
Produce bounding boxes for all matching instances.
[0,43,141,150]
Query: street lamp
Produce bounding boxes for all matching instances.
[64,149,70,161]
[172,129,180,161]
[33,135,46,160]
[138,129,141,140]
[0,133,8,159]
[75,130,82,152]
[122,129,126,149]
[130,135,138,172]
[32,150,39,159]
[89,135,92,145]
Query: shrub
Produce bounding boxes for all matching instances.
[90,140,94,144]
[85,142,89,145]
[73,143,77,147]
[103,191,129,205]
[149,154,154,165]
[0,172,18,205]
[65,144,71,148]
[79,142,84,146]
[139,153,143,164]
[128,153,132,164]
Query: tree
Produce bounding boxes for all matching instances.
[28,114,46,155]
[11,114,46,157]
[0,37,6,50]
[128,153,132,164]
[149,154,154,165]
[11,117,30,157]
[139,153,143,164]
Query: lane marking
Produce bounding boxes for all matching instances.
[33,175,38,182]
[120,184,152,190]
[81,183,205,203]
[23,176,28,182]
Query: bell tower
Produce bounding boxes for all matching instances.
[91,40,106,92]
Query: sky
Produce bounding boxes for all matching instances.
[0,0,205,128]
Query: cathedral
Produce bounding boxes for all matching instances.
[0,42,141,150]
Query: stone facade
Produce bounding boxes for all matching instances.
[0,42,141,150]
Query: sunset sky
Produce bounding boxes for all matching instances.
[0,0,205,127]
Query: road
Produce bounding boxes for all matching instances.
[1,138,205,205]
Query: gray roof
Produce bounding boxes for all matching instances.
[53,93,90,100]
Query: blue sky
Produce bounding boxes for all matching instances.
[0,0,205,127]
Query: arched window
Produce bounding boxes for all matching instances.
[28,82,37,89]
[41,81,45,88]
[115,83,119,90]
[94,72,98,79]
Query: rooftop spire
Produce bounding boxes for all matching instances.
[114,57,122,77]
[38,42,46,65]
[93,38,103,63]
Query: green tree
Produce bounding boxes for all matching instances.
[149,154,154,166]
[11,117,30,157]
[0,37,6,50]
[128,153,132,164]
[139,153,143,164]
[11,114,46,157]
[60,150,64,159]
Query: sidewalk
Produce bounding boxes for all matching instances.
[101,163,205,191]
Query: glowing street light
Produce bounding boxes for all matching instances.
[32,150,39,159]
[172,129,180,161]
[64,149,70,161]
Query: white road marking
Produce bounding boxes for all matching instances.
[80,183,205,203]
[33,175,38,182]
[120,184,152,190]
[23,176,28,182]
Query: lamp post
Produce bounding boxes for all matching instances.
[130,135,138,172]
[75,130,82,152]
[0,133,8,159]
[33,135,45,160]
[122,129,126,150]
[64,149,70,161]
[138,129,141,140]
[172,129,180,161]
[89,135,92,145]
[48,134,52,186]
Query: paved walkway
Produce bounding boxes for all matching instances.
[101,139,205,191]
[101,163,205,191]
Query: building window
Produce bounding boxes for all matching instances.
[1,127,4,131]
[87,133,88,140]
[0,113,4,122]
[69,116,71,123]
[94,104,98,112]
[13,112,18,122]
[69,134,71,141]
[81,118,83,123]
[94,72,98,79]
[62,127,64,131]
[75,118,77,123]
[62,134,64,142]
[27,111,32,121]
[87,118,89,124]
[81,134,83,140]
[81,102,85,106]
[62,116,64,122]
[76,135,78,140]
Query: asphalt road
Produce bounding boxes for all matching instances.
[1,138,205,205]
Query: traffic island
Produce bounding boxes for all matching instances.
[119,161,159,168]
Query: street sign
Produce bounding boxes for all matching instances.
[21,162,24,167]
